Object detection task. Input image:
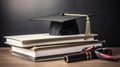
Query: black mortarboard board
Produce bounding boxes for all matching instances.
[32,14,80,22]
[31,14,81,35]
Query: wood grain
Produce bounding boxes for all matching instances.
[0,47,120,67]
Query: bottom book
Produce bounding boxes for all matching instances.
[11,51,65,62]
[10,42,103,62]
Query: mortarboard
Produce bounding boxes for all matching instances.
[31,13,94,36]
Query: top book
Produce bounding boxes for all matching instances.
[4,33,98,47]
[4,33,97,41]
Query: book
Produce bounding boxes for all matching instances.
[4,33,97,47]
[11,51,65,62]
[10,42,102,62]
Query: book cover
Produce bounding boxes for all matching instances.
[11,42,102,58]
[10,42,103,62]
[11,51,65,62]
[4,33,97,47]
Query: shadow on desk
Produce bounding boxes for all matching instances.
[0,48,120,67]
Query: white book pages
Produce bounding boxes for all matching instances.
[11,43,102,57]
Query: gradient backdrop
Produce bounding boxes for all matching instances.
[0,0,119,47]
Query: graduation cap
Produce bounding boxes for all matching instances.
[31,13,94,36]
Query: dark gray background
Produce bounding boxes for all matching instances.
[0,0,119,47]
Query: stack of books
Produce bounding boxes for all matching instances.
[4,33,104,62]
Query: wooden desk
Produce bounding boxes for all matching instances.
[0,48,120,67]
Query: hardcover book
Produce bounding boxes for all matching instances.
[4,33,97,47]
[10,42,103,62]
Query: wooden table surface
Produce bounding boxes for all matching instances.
[0,47,120,67]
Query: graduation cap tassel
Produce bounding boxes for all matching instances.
[85,16,91,36]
